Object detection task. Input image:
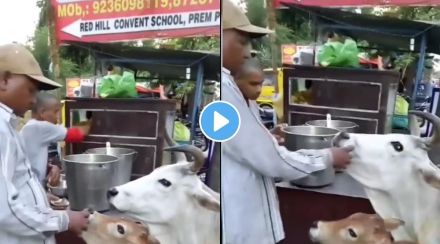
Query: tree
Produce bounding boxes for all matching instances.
[164,37,220,53]
[31,26,51,77]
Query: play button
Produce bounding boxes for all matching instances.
[213,111,229,132]
[199,101,240,142]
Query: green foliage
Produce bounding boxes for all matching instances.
[175,81,195,96]
[31,26,51,77]
[162,37,220,53]
[36,0,48,28]
[379,7,440,21]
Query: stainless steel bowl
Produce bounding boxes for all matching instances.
[47,174,67,197]
[282,126,339,188]
[305,120,359,133]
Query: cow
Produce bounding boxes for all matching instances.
[81,211,160,244]
[332,111,440,244]
[309,212,416,244]
[107,132,220,244]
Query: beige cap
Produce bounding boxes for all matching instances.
[0,43,62,90]
[223,0,274,38]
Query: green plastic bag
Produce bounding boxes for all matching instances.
[318,39,360,68]
[173,121,190,142]
[394,95,409,116]
[392,95,409,129]
[99,71,138,98]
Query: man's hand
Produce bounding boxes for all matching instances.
[67,209,90,235]
[47,164,61,187]
[47,192,60,202]
[270,123,287,145]
[76,119,93,136]
[330,146,354,170]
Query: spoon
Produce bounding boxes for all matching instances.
[326,113,332,128]
[106,141,111,155]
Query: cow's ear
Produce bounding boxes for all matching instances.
[193,189,220,212]
[383,218,404,231]
[419,168,440,189]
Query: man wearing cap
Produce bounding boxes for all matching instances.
[0,43,89,244]
[221,1,353,243]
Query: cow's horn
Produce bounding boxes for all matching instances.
[409,110,440,145]
[163,144,205,173]
[164,129,177,147]
[164,129,187,162]
[408,114,421,136]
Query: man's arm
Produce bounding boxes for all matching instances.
[0,136,69,238]
[21,121,67,145]
[222,80,332,180]
[23,120,90,144]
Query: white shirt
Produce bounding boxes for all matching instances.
[221,67,333,244]
[0,103,69,244]
[21,119,67,184]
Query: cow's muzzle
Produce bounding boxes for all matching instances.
[332,131,350,147]
[107,188,119,198]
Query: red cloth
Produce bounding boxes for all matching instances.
[65,127,85,143]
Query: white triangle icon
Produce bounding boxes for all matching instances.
[213,111,229,132]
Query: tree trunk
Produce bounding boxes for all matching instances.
[47,0,62,98]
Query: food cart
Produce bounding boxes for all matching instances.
[61,42,220,176]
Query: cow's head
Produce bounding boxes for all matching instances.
[107,144,220,224]
[81,211,160,244]
[332,111,440,190]
[309,213,405,244]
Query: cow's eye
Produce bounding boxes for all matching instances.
[158,178,172,187]
[390,141,404,152]
[348,228,357,238]
[117,224,125,235]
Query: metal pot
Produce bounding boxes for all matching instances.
[282,126,339,188]
[306,120,359,133]
[63,154,119,211]
[86,147,137,187]
[282,126,340,150]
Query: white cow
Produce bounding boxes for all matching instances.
[107,134,220,244]
[332,111,440,244]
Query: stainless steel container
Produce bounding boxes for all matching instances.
[86,147,137,186]
[47,174,67,197]
[282,126,340,188]
[63,154,118,211]
[305,120,359,133]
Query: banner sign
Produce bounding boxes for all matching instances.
[51,0,220,43]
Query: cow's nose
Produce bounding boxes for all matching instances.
[311,221,319,228]
[332,131,350,147]
[107,188,119,198]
